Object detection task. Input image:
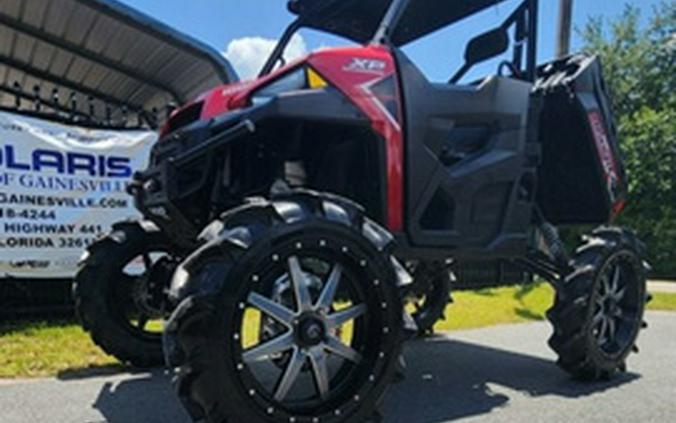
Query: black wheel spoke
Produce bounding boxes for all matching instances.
[137,314,149,330]
[274,347,306,402]
[248,292,295,328]
[327,304,367,328]
[316,264,342,312]
[243,332,294,363]
[610,265,621,294]
[612,287,626,302]
[607,316,617,342]
[309,346,331,400]
[326,335,362,363]
[288,256,313,313]
[142,253,153,271]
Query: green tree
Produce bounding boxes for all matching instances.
[580,2,676,276]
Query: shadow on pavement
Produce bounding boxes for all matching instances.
[92,369,190,423]
[89,338,639,423]
[57,364,130,381]
[383,337,639,423]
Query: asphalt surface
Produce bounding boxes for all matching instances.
[1,311,674,423]
[648,280,676,293]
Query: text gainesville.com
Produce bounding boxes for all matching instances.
[0,193,128,208]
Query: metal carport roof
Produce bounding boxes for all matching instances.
[0,0,238,129]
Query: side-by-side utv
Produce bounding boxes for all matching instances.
[74,0,650,421]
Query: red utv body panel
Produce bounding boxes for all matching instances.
[308,46,404,231]
[163,45,405,231]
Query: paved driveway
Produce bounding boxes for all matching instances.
[1,312,674,423]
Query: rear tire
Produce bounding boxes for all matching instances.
[164,191,404,422]
[408,262,452,335]
[547,226,648,380]
[74,221,175,367]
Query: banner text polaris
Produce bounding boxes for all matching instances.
[0,111,156,278]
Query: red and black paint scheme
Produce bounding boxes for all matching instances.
[161,45,405,231]
[132,44,408,248]
[130,0,627,261]
[107,3,646,420]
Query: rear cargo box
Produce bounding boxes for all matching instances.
[534,54,627,225]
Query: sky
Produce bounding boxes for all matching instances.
[119,0,663,82]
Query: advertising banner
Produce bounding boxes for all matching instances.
[0,111,156,278]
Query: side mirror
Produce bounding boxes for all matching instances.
[465,28,509,65]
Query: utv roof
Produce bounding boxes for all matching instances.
[0,0,237,127]
[288,0,509,46]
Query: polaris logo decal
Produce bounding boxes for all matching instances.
[344,58,387,75]
[588,111,619,200]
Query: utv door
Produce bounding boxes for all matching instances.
[396,52,537,256]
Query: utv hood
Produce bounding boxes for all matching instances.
[288,0,509,46]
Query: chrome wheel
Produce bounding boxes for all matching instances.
[117,249,176,338]
[74,222,174,367]
[164,192,404,422]
[591,251,642,356]
[548,227,648,380]
[239,254,371,408]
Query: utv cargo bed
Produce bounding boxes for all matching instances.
[535,54,627,225]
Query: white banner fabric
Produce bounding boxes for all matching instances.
[0,111,156,278]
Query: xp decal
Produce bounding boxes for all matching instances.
[343,57,388,75]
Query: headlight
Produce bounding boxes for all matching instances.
[251,67,328,105]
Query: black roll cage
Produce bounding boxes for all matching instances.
[261,0,539,83]
[450,0,539,82]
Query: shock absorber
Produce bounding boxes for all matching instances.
[534,207,570,269]
[538,222,570,267]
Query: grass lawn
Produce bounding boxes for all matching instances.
[0,320,121,379]
[1,283,675,379]
[648,292,676,311]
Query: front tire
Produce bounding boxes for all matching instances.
[547,227,648,380]
[74,221,176,367]
[165,192,404,422]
